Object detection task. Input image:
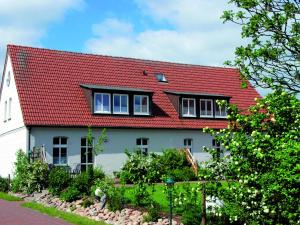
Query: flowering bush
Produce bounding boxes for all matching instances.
[201,89,300,224]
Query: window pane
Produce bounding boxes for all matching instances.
[136,138,141,145]
[53,157,59,164]
[81,164,86,172]
[201,100,205,112]
[134,96,140,112]
[53,148,59,157]
[188,139,192,146]
[207,101,212,115]
[221,106,227,116]
[61,148,67,157]
[81,148,86,163]
[103,94,110,112]
[141,97,148,113]
[184,139,187,146]
[81,138,86,147]
[183,99,188,108]
[53,137,59,145]
[114,95,120,112]
[189,100,195,115]
[87,149,93,163]
[95,94,102,112]
[142,139,148,145]
[121,95,128,112]
[61,137,67,145]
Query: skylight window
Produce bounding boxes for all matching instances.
[155,73,168,83]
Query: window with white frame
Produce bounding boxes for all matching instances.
[136,138,149,155]
[134,95,149,115]
[184,138,193,153]
[200,99,213,117]
[8,98,12,120]
[113,94,129,114]
[94,93,111,113]
[182,98,196,117]
[215,101,227,118]
[4,100,7,122]
[53,137,68,165]
[81,137,94,172]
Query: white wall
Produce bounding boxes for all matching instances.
[0,127,28,177]
[30,127,213,174]
[0,56,27,177]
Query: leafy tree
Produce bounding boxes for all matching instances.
[222,0,300,92]
[201,90,300,224]
[87,126,107,155]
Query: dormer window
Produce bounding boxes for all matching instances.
[94,93,111,113]
[215,102,227,118]
[182,98,196,117]
[134,95,149,115]
[200,99,213,118]
[156,73,168,82]
[113,94,129,114]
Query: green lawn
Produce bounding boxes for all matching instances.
[123,182,200,211]
[22,202,109,225]
[0,192,22,201]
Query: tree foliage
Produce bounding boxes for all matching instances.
[222,0,300,92]
[202,90,300,224]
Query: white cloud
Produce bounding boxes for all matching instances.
[0,0,84,73]
[85,0,242,66]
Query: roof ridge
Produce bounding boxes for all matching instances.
[7,44,238,71]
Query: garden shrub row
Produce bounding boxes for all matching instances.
[118,148,197,184]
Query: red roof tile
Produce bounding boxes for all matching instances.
[7,45,261,129]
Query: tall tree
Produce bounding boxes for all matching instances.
[222,0,300,93]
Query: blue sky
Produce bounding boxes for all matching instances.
[0,0,266,93]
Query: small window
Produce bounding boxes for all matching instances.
[212,139,221,159]
[4,101,7,122]
[8,98,12,120]
[215,101,227,118]
[113,94,129,114]
[184,138,193,153]
[182,98,196,117]
[156,73,168,82]
[200,99,213,117]
[81,137,94,172]
[53,137,68,165]
[134,95,149,115]
[136,138,149,155]
[94,93,111,113]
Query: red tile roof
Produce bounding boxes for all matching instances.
[7,45,260,129]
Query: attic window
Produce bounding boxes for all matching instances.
[155,73,168,83]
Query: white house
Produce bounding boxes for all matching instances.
[0,45,260,176]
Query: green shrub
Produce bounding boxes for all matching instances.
[48,167,71,196]
[0,176,9,192]
[12,150,48,194]
[132,183,151,207]
[72,172,90,194]
[181,204,202,225]
[94,178,125,212]
[92,167,106,181]
[60,186,81,202]
[143,201,161,222]
[119,149,195,184]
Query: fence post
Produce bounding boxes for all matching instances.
[201,181,206,225]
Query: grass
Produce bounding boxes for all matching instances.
[22,202,109,225]
[123,182,200,211]
[0,192,22,201]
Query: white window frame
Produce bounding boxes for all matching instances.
[94,93,111,114]
[136,138,149,155]
[182,98,196,117]
[8,98,12,120]
[80,137,94,172]
[134,95,149,115]
[184,138,193,153]
[200,99,213,118]
[113,94,129,114]
[53,137,68,165]
[4,100,7,122]
[215,101,228,118]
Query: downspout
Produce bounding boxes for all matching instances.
[27,126,31,156]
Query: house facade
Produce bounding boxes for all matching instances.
[0,45,260,176]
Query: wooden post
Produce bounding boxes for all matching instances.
[201,182,206,225]
[8,174,11,191]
